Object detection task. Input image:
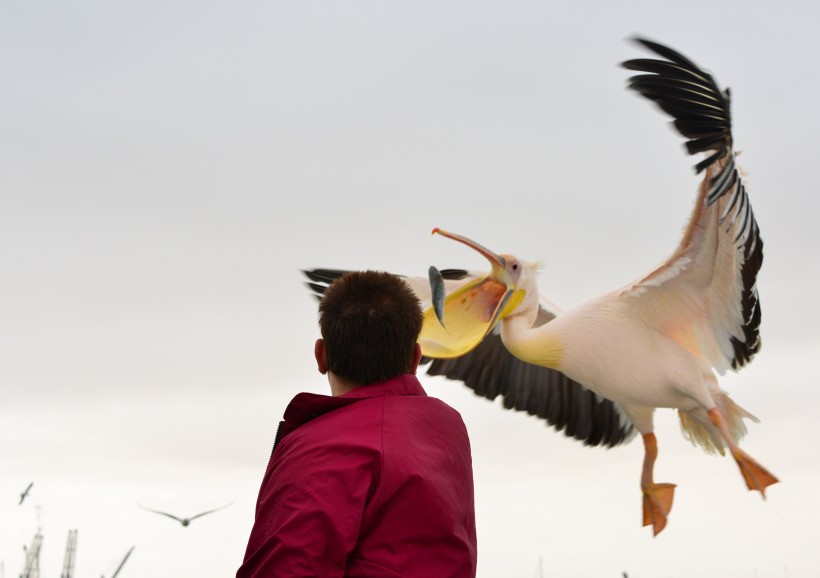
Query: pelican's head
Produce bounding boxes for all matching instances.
[419,228,540,359]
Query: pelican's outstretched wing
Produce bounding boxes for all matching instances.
[304,267,487,361]
[138,504,184,523]
[303,267,480,311]
[303,268,350,301]
[621,37,762,374]
[188,502,233,521]
[427,304,635,448]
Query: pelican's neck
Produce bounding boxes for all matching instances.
[500,315,564,369]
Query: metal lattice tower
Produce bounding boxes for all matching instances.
[19,531,42,578]
[60,529,78,578]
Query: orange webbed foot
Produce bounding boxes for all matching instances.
[642,483,676,536]
[732,449,779,497]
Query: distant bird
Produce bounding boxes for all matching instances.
[18,482,33,505]
[138,503,232,527]
[303,37,777,535]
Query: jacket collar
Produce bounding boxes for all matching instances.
[282,374,427,430]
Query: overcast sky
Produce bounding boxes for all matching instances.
[2,1,820,576]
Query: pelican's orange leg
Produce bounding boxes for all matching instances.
[707,408,779,497]
[640,432,676,536]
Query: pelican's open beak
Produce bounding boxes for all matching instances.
[419,228,525,359]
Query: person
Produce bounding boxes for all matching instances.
[237,270,478,577]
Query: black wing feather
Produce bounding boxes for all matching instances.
[623,37,732,175]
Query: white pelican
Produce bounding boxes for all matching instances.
[303,37,777,535]
[138,503,232,527]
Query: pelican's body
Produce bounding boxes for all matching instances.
[503,298,706,411]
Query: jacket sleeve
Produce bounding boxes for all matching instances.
[237,432,381,578]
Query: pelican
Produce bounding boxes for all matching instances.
[138,503,232,527]
[303,37,777,535]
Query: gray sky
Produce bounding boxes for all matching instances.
[2,1,820,576]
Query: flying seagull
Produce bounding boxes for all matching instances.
[19,482,33,505]
[138,503,232,527]
[303,37,777,535]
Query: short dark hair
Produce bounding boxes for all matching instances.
[319,270,423,385]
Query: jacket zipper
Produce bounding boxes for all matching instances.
[265,420,286,473]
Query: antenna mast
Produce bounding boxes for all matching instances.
[19,530,43,578]
[60,529,78,578]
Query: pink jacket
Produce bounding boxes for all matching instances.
[237,374,477,577]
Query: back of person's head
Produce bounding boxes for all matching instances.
[319,270,423,385]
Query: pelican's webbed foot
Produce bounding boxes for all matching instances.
[641,482,676,536]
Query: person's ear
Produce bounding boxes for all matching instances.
[410,343,423,374]
[315,339,328,375]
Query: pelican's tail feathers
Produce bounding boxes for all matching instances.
[679,392,758,455]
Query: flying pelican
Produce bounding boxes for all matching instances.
[138,503,232,527]
[19,481,33,505]
[303,37,777,535]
